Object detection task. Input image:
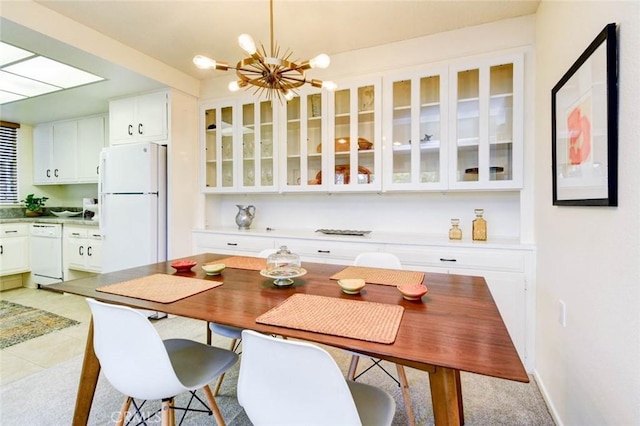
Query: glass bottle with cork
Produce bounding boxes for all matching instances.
[449,218,462,240]
[472,208,487,241]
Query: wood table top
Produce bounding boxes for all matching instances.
[46,253,528,383]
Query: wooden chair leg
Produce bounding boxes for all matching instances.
[213,338,238,396]
[396,364,416,426]
[169,397,176,426]
[115,396,132,426]
[202,384,226,426]
[161,399,172,426]
[347,354,360,381]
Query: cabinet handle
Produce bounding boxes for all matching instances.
[0,245,3,255]
[91,234,101,238]
[87,246,92,256]
[4,230,17,234]
[46,169,51,178]
[138,123,143,135]
[439,258,457,262]
[79,246,84,256]
[54,169,59,177]
[317,250,330,254]
[71,232,81,236]
[226,242,238,246]
[96,165,99,175]
[128,124,133,136]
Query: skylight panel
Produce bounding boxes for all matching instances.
[0,70,61,97]
[0,90,26,104]
[3,56,103,88]
[0,42,34,66]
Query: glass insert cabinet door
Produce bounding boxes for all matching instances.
[449,54,523,189]
[202,102,235,192]
[327,77,382,192]
[281,89,325,192]
[383,66,448,190]
[239,98,277,192]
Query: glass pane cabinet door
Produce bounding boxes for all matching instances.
[241,102,256,188]
[202,103,236,192]
[384,68,447,190]
[282,90,325,191]
[328,77,381,191]
[449,54,523,189]
[259,100,275,187]
[239,99,277,191]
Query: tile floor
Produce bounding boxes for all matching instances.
[0,287,210,386]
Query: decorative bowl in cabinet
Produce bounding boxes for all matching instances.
[397,283,428,301]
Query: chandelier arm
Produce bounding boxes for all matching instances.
[269,0,274,57]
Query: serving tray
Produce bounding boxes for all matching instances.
[316,229,372,236]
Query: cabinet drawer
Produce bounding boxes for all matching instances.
[0,224,29,237]
[275,238,383,264]
[388,245,525,273]
[193,232,273,255]
[67,228,88,238]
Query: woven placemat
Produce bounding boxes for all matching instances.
[330,266,425,287]
[256,293,404,344]
[209,256,266,271]
[96,274,222,303]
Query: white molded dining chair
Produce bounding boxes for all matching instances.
[207,247,278,396]
[86,298,238,426]
[238,330,396,426]
[350,252,416,425]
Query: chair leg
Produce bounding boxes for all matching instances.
[396,365,416,426]
[169,397,176,426]
[161,399,172,426]
[347,354,359,381]
[206,324,212,345]
[115,396,132,426]
[202,384,226,426]
[213,338,238,396]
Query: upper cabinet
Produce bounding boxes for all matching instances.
[448,53,524,189]
[199,51,525,194]
[327,77,383,192]
[33,115,107,185]
[109,91,168,145]
[383,66,449,191]
[280,88,327,192]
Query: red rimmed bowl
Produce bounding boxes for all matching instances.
[171,259,197,272]
[397,283,428,301]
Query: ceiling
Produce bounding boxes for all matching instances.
[0,0,539,126]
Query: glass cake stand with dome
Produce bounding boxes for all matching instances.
[260,245,307,286]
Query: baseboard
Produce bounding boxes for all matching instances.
[533,369,564,426]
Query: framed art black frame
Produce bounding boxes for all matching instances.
[551,23,618,206]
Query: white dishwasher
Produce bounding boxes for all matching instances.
[30,223,63,286]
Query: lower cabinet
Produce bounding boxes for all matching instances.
[64,226,102,274]
[192,228,534,370]
[0,224,30,277]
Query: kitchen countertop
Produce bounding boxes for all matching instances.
[193,226,535,250]
[0,217,100,226]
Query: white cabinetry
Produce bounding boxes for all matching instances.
[448,53,524,189]
[33,115,107,184]
[0,224,29,276]
[192,230,274,255]
[109,91,168,145]
[64,225,102,273]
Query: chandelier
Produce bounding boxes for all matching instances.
[193,0,335,101]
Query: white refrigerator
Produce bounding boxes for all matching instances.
[99,142,167,274]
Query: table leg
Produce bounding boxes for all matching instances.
[429,366,464,426]
[72,319,101,426]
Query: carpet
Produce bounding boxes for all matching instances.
[0,315,556,425]
[0,300,80,349]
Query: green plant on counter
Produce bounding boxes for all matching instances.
[21,194,49,212]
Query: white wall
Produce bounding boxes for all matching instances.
[534,2,640,425]
[199,16,537,242]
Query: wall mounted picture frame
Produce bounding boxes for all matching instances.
[551,23,618,206]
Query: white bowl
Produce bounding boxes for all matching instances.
[202,263,225,275]
[338,278,366,294]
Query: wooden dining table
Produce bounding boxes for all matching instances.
[45,252,528,426]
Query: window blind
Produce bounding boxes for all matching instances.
[0,123,19,203]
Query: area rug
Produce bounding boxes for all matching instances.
[0,300,80,349]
